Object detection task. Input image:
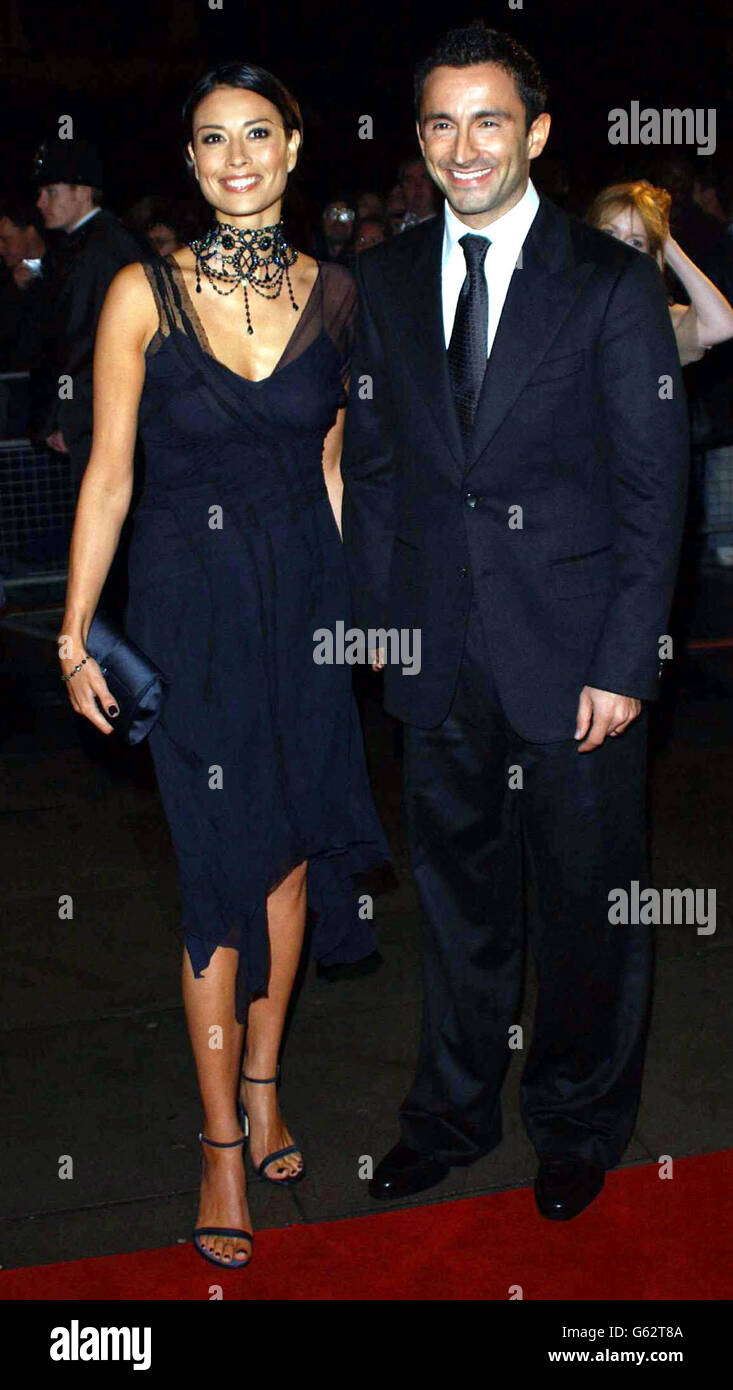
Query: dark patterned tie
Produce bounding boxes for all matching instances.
[447,232,490,439]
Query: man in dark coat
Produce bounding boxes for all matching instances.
[0,203,47,372]
[32,135,146,495]
[0,203,47,437]
[341,24,689,1220]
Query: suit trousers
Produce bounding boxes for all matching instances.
[399,593,652,1169]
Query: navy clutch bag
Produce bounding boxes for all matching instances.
[86,611,169,745]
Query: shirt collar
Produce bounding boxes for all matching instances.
[442,179,539,258]
[68,206,102,235]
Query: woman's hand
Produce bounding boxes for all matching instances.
[58,632,119,734]
[664,234,733,360]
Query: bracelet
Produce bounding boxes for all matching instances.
[61,658,88,683]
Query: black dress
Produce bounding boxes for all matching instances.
[124,253,389,1021]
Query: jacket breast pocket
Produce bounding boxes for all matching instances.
[529,349,586,386]
[551,545,613,598]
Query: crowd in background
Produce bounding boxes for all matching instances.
[2,144,733,568]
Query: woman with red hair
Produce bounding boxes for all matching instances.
[586,180,733,365]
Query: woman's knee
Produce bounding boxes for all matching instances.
[269,859,308,906]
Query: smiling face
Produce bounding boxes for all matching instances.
[187,84,300,228]
[597,205,651,254]
[417,62,550,228]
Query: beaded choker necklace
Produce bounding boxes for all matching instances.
[189,220,300,335]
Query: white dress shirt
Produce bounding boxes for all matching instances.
[441,179,540,355]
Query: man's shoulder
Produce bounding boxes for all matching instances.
[83,209,150,265]
[559,204,643,276]
[355,216,439,288]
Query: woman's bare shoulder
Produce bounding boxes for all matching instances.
[101,261,159,345]
[105,259,158,308]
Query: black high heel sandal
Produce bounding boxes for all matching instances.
[237,1066,306,1187]
[192,1132,254,1269]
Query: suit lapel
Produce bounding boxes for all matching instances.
[388,194,595,482]
[393,213,465,477]
[465,195,595,474]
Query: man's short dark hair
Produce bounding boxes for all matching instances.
[414,20,548,133]
[0,202,46,235]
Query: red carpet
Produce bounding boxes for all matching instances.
[2,1150,730,1301]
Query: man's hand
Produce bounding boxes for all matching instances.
[575,685,641,752]
[45,430,68,454]
[13,262,36,290]
[370,646,386,673]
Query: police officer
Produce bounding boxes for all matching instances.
[32,135,148,497]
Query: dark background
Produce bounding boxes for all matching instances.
[2,0,732,216]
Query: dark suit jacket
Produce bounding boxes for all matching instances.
[341,193,690,741]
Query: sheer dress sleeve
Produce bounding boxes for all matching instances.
[269,258,358,406]
[320,262,358,407]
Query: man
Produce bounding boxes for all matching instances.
[0,203,46,370]
[32,135,145,495]
[341,22,689,1220]
[396,154,438,231]
[0,203,47,435]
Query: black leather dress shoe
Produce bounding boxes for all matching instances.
[369,1141,450,1200]
[535,1158,605,1220]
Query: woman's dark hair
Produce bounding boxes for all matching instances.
[181,61,303,170]
[413,21,547,133]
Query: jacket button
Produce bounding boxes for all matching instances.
[457,565,469,578]
[464,492,479,509]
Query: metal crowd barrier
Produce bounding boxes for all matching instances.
[0,375,731,595]
[0,372,73,589]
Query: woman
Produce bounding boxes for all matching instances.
[586,180,733,365]
[58,62,389,1270]
[587,179,733,566]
